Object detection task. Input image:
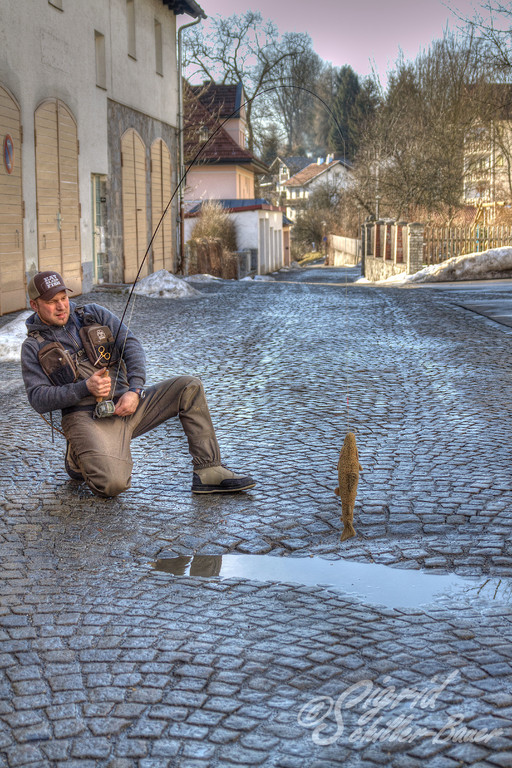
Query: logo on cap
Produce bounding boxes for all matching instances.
[43,274,61,290]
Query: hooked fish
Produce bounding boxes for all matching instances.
[334,432,362,541]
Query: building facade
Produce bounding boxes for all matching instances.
[183,82,288,274]
[0,0,203,315]
[279,157,353,221]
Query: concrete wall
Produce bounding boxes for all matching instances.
[255,209,283,274]
[327,234,361,266]
[0,0,179,292]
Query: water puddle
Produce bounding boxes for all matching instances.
[152,554,512,610]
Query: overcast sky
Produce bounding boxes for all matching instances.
[197,0,487,83]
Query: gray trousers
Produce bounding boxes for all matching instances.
[61,376,222,497]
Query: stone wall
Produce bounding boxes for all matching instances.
[362,221,424,281]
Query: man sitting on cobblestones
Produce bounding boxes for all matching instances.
[21,270,256,497]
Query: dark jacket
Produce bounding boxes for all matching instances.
[21,302,146,414]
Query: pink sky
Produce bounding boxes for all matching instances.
[197,0,485,82]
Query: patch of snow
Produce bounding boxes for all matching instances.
[241,274,276,282]
[379,272,411,284]
[354,277,371,284]
[133,270,202,298]
[376,247,512,285]
[183,273,223,283]
[0,311,32,362]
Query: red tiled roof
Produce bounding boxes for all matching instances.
[283,160,342,187]
[184,84,267,172]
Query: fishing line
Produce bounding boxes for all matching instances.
[37,85,349,433]
[109,83,348,357]
[103,83,352,439]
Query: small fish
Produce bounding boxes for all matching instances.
[334,432,362,541]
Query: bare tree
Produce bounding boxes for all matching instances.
[464,1,512,73]
[184,12,316,152]
[261,33,323,153]
[350,33,495,222]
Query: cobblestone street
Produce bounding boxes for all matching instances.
[2,266,512,767]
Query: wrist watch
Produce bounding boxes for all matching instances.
[128,387,146,400]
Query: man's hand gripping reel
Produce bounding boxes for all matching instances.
[93,345,116,419]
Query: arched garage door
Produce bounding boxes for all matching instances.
[0,85,25,315]
[151,138,173,272]
[34,99,82,294]
[121,129,147,283]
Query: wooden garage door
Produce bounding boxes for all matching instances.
[122,129,147,283]
[34,99,82,295]
[0,85,25,315]
[151,139,173,272]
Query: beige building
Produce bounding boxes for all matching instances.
[463,86,512,209]
[0,0,203,315]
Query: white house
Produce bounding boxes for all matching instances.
[184,199,289,274]
[280,157,353,221]
[0,0,204,315]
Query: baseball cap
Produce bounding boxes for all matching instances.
[28,271,71,301]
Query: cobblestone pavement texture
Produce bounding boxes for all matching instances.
[2,266,512,766]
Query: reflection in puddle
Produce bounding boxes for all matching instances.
[153,554,512,610]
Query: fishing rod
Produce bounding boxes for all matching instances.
[114,84,346,335]
[95,84,348,418]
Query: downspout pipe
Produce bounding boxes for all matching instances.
[177,15,203,273]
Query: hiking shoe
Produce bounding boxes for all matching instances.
[65,441,84,481]
[192,465,256,493]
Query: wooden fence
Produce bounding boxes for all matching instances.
[424,225,512,265]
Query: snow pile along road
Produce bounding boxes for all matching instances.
[408,246,512,283]
[183,273,223,283]
[0,311,32,362]
[361,246,512,285]
[241,274,276,282]
[133,270,202,298]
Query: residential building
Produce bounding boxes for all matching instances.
[184,82,267,202]
[184,82,288,274]
[259,155,311,205]
[280,157,353,221]
[463,85,512,210]
[0,0,203,315]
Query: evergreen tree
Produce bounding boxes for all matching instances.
[328,66,378,160]
[329,65,360,159]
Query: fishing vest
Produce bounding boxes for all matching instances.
[29,307,125,389]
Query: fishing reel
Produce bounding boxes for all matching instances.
[94,399,116,419]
